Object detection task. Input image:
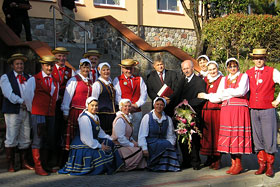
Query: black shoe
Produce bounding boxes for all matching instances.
[193,166,201,170]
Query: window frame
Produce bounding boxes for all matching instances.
[157,0,183,14]
[94,0,125,8]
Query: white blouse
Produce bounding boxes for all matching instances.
[61,73,90,116]
[78,111,112,149]
[138,110,176,151]
[205,72,249,103]
[91,77,113,99]
[113,111,134,147]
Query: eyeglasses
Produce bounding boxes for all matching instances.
[228,66,238,69]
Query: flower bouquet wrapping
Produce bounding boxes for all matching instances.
[174,99,202,153]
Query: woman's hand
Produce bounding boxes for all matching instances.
[132,141,138,147]
[101,142,111,151]
[143,150,149,158]
[197,92,206,99]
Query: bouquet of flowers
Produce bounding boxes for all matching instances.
[174,99,202,153]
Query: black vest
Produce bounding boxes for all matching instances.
[2,71,30,114]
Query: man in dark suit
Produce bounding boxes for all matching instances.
[146,55,178,117]
[167,60,206,170]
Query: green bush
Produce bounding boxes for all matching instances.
[203,13,280,63]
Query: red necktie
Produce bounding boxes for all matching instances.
[58,66,66,79]
[17,74,26,84]
[44,76,52,90]
[159,72,164,85]
[92,69,96,82]
[127,77,132,88]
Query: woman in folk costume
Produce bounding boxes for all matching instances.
[111,99,147,171]
[58,97,123,175]
[198,58,252,175]
[92,62,116,135]
[138,97,180,172]
[61,59,92,151]
[199,61,223,169]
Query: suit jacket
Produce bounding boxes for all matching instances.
[146,69,178,100]
[170,74,206,117]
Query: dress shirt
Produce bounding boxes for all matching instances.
[157,70,166,81]
[24,71,59,112]
[61,73,90,116]
[138,110,176,151]
[78,111,112,149]
[91,77,113,99]
[113,111,134,147]
[0,71,28,105]
[113,75,147,108]
[186,73,195,83]
[205,72,249,103]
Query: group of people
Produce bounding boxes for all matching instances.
[1,46,279,177]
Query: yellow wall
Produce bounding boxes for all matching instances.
[0,0,194,29]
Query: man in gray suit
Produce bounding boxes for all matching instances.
[146,55,178,117]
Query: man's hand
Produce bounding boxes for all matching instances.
[131,103,139,113]
[163,96,170,104]
[272,100,280,108]
[132,141,138,147]
[197,92,206,99]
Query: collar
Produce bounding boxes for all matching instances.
[55,64,65,69]
[200,70,208,77]
[85,111,99,121]
[157,69,165,76]
[207,72,222,83]
[151,109,167,122]
[116,111,132,122]
[186,73,195,82]
[13,71,22,77]
[98,77,112,85]
[124,74,134,79]
[42,71,52,78]
[228,71,240,80]
[78,73,89,82]
[254,66,264,71]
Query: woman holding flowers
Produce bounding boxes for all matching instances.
[111,99,146,171]
[198,58,252,175]
[58,97,123,175]
[200,61,223,169]
[138,97,180,171]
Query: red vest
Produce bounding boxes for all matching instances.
[203,76,222,110]
[52,65,72,96]
[32,72,59,116]
[118,74,141,104]
[71,75,92,109]
[222,73,249,107]
[246,66,275,109]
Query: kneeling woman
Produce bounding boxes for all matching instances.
[112,99,147,171]
[58,97,123,175]
[138,97,180,171]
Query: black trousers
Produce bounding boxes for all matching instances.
[6,15,32,41]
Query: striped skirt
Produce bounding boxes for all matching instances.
[217,105,252,154]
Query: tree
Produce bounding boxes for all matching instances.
[180,0,250,57]
[249,0,280,15]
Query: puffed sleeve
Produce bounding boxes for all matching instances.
[91,81,102,99]
[24,77,36,112]
[61,77,77,116]
[138,114,149,151]
[113,77,122,104]
[114,118,134,147]
[166,116,176,146]
[0,74,24,104]
[135,77,147,108]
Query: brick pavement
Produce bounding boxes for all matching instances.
[1,152,280,187]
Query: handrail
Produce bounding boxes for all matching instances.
[117,37,153,64]
[49,5,91,53]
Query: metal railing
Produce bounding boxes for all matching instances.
[117,37,153,64]
[49,5,91,53]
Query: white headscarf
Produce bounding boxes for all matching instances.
[97,62,111,74]
[85,96,98,108]
[153,97,167,107]
[197,55,210,62]
[79,58,91,69]
[119,99,132,111]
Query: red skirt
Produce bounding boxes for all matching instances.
[217,105,252,154]
[64,108,83,151]
[200,108,221,156]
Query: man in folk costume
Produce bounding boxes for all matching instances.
[51,47,73,167]
[83,49,101,82]
[246,49,280,177]
[24,56,59,176]
[0,53,34,172]
[113,59,147,140]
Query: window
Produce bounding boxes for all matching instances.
[94,0,125,7]
[158,0,182,13]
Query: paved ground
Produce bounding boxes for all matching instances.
[1,151,280,187]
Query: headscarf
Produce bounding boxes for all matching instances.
[153,97,167,108]
[85,96,98,108]
[97,62,110,74]
[119,99,132,111]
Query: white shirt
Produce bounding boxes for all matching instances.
[61,73,90,116]
[113,111,134,147]
[24,71,59,112]
[205,72,249,103]
[251,66,280,102]
[200,70,208,78]
[91,77,113,99]
[113,75,147,108]
[157,69,166,81]
[78,111,112,149]
[186,73,195,83]
[0,71,28,105]
[138,110,176,151]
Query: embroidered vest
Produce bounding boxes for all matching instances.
[71,75,92,109]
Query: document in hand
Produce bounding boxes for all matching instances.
[157,84,173,97]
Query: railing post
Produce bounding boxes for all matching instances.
[52,6,57,48]
[84,31,87,53]
[120,39,123,61]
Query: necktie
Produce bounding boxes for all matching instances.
[127,77,132,88]
[17,74,26,84]
[44,76,52,90]
[256,69,262,85]
[159,72,164,85]
[58,66,66,79]
[92,69,96,82]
